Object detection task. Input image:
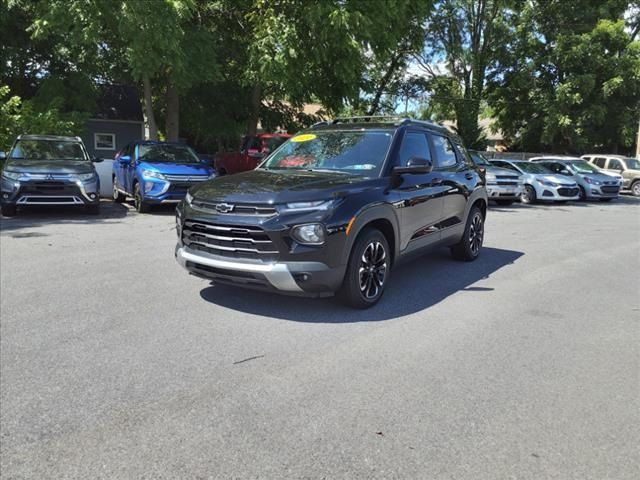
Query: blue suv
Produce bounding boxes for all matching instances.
[112,141,215,212]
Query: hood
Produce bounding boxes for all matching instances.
[4,159,94,175]
[485,165,520,176]
[578,172,618,182]
[191,169,377,204]
[541,174,576,185]
[139,161,212,175]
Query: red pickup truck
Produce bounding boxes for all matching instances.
[214,133,291,175]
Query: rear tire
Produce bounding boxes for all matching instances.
[134,183,150,213]
[631,180,640,197]
[339,228,390,309]
[450,206,484,262]
[1,204,17,217]
[112,178,126,203]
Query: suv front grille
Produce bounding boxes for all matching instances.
[164,174,209,182]
[190,200,277,216]
[182,220,278,260]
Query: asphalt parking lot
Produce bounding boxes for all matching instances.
[1,197,639,479]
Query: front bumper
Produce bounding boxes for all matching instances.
[1,177,100,207]
[176,245,341,296]
[586,185,620,199]
[536,185,580,201]
[486,184,524,200]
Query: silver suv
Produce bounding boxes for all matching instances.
[581,154,640,197]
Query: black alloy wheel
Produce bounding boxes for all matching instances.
[340,228,390,309]
[451,206,484,261]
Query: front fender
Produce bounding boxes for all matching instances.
[337,202,401,267]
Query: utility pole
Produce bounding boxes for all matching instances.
[636,116,640,159]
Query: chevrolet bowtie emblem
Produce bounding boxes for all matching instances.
[215,203,234,213]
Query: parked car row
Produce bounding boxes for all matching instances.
[469,151,638,204]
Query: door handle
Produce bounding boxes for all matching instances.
[465,173,474,180]
[431,177,444,185]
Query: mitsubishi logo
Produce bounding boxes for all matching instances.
[215,203,234,213]
[46,174,54,180]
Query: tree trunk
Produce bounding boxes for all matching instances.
[246,84,261,135]
[142,75,158,140]
[166,81,180,141]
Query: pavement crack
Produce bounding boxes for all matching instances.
[233,354,265,365]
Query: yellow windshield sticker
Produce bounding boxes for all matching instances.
[290,134,317,143]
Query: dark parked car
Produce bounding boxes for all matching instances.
[175,117,488,308]
[1,135,102,217]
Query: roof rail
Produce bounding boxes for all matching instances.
[331,115,408,124]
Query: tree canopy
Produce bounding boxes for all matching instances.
[0,0,638,154]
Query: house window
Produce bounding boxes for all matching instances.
[94,133,116,150]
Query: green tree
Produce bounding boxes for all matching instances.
[489,0,639,153]
[415,0,515,148]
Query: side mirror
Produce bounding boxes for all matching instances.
[92,156,104,163]
[393,157,433,176]
[119,155,131,165]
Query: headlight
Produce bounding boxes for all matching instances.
[141,169,166,180]
[1,171,22,181]
[283,200,333,212]
[291,223,325,245]
[75,173,96,181]
[185,191,193,205]
[582,176,601,185]
[537,179,559,187]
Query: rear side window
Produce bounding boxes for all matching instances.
[397,132,431,166]
[593,157,606,168]
[608,159,623,170]
[430,134,458,168]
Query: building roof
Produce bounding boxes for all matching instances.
[94,85,143,122]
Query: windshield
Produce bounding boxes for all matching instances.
[469,152,490,166]
[568,160,600,173]
[515,162,552,174]
[261,130,393,175]
[624,158,640,169]
[10,139,88,162]
[264,136,288,153]
[138,144,200,164]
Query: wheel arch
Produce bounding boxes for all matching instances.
[342,205,400,267]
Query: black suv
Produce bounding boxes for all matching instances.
[175,117,488,308]
[1,135,102,216]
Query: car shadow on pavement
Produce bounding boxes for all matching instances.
[0,200,130,232]
[199,246,524,322]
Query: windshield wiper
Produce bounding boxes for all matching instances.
[307,168,349,174]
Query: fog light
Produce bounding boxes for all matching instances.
[89,193,96,199]
[145,182,154,193]
[2,193,8,199]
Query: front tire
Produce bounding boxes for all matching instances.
[578,185,587,201]
[451,206,484,262]
[1,204,17,217]
[521,185,536,204]
[631,180,640,197]
[340,228,390,309]
[113,178,126,203]
[134,183,150,213]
